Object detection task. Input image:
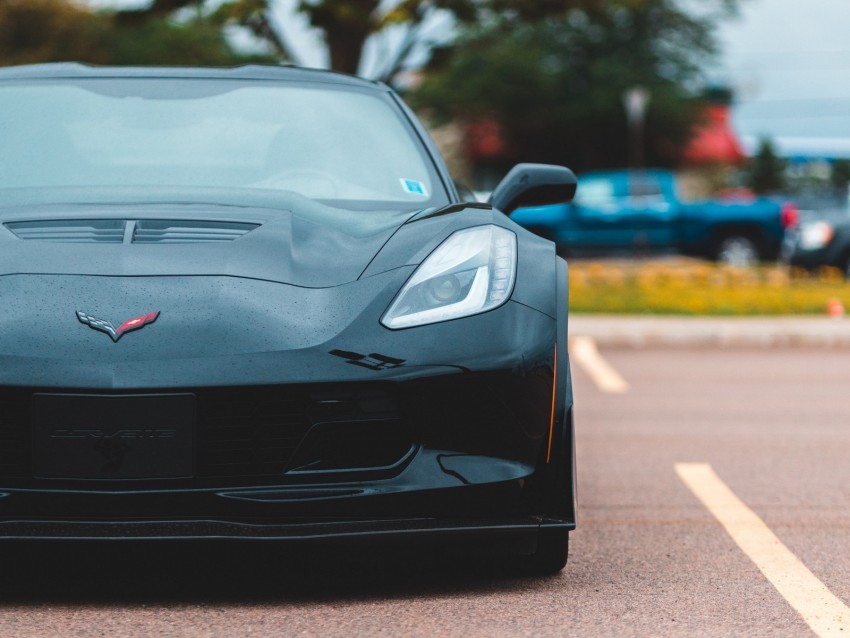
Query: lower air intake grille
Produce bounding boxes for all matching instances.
[196,388,313,478]
[194,387,403,478]
[0,386,406,482]
[0,389,31,477]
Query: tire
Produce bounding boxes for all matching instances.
[513,527,569,576]
[715,235,760,267]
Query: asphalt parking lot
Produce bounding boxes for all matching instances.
[0,343,847,637]
[569,343,850,637]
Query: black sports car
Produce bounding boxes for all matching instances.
[0,64,577,574]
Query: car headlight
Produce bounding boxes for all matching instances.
[798,221,834,251]
[381,225,517,329]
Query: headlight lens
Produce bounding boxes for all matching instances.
[381,225,517,329]
[798,221,834,251]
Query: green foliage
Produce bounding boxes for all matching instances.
[0,0,111,66]
[412,1,723,172]
[0,0,275,68]
[121,0,604,77]
[748,138,786,195]
[105,19,275,66]
[2,0,740,88]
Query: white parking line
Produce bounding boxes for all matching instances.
[676,463,850,638]
[568,336,629,394]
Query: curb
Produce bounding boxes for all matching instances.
[568,315,850,348]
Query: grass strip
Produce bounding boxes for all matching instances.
[569,261,850,315]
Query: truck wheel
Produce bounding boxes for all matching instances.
[716,236,759,267]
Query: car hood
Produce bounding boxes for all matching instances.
[0,201,417,288]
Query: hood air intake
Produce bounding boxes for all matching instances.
[5,219,259,244]
[5,220,125,243]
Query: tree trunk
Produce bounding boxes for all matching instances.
[304,0,379,75]
[324,23,371,75]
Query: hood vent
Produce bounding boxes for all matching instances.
[5,220,125,243]
[5,219,259,244]
[132,220,258,243]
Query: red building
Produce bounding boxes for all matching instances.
[683,89,746,166]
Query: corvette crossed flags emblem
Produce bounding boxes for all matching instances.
[76,311,160,342]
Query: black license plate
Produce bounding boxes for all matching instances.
[33,394,195,480]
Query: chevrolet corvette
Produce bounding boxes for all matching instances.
[0,63,577,574]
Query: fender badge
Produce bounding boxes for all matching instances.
[76,311,160,342]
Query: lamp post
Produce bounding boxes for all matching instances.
[622,86,650,171]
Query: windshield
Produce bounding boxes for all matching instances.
[0,78,448,211]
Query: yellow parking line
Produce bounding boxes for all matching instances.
[676,463,850,638]
[569,337,629,394]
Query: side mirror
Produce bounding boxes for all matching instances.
[488,163,577,215]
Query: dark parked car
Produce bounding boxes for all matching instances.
[511,169,797,265]
[789,204,850,276]
[0,64,577,574]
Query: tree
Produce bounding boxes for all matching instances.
[0,0,275,68]
[748,138,785,195]
[120,0,606,79]
[0,0,111,66]
[411,1,737,175]
[106,16,276,66]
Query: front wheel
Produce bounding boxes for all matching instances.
[513,527,569,576]
[715,235,760,267]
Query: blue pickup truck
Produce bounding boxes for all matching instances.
[511,170,796,265]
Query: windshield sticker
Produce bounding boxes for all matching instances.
[400,178,428,197]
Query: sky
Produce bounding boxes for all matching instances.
[714,0,850,156]
[85,0,850,156]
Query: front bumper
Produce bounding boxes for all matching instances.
[0,368,573,540]
[0,265,574,541]
[0,518,571,553]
